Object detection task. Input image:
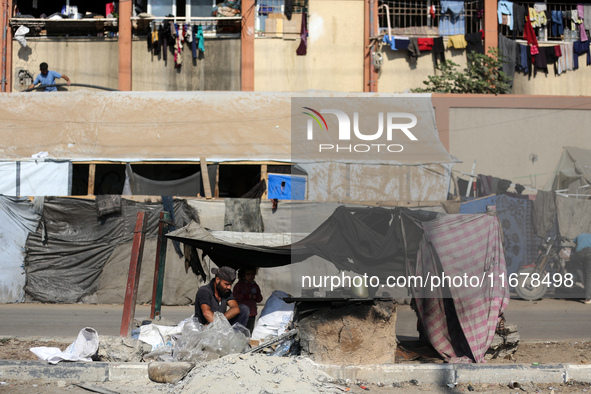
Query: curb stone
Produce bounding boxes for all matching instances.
[2,359,591,385]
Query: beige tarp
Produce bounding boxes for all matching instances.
[0,90,454,164]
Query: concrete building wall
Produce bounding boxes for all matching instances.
[378,47,470,93]
[447,106,591,190]
[12,37,240,92]
[253,0,365,92]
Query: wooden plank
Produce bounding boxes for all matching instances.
[200,157,213,199]
[87,163,96,196]
[150,211,170,320]
[120,211,148,337]
[261,164,268,199]
[214,165,220,198]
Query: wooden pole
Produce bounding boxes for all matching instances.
[87,163,96,196]
[150,211,170,320]
[120,211,148,337]
[200,157,212,199]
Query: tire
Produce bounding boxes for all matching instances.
[514,267,548,301]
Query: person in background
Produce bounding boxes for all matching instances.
[194,266,249,327]
[571,233,591,304]
[233,267,263,333]
[27,62,71,92]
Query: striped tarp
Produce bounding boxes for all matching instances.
[410,214,509,363]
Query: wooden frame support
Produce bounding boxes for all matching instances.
[1,0,13,92]
[87,163,96,196]
[150,211,170,320]
[200,157,213,199]
[120,211,148,337]
[261,164,268,199]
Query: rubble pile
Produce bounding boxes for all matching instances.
[174,353,336,393]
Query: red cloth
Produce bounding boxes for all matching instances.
[555,45,562,58]
[232,279,263,317]
[418,38,434,51]
[106,2,115,16]
[523,14,539,55]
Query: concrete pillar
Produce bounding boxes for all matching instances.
[118,0,133,91]
[241,0,255,91]
[1,0,13,92]
[484,0,498,52]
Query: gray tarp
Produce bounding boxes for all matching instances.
[24,197,198,303]
[0,196,40,303]
[544,147,591,193]
[124,163,218,197]
[556,195,591,239]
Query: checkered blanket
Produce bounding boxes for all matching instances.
[410,214,509,363]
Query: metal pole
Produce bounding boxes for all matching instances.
[150,211,170,320]
[120,211,148,337]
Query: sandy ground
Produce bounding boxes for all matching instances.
[2,338,591,393]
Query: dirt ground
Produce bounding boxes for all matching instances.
[2,338,591,393]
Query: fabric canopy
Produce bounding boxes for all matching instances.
[544,147,591,193]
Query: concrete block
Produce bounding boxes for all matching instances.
[318,363,456,385]
[0,360,108,382]
[107,363,149,381]
[566,365,591,383]
[455,363,566,384]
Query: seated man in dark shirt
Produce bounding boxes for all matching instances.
[194,266,250,329]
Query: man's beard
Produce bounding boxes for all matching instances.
[216,282,230,297]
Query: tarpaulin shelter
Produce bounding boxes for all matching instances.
[169,206,508,363]
[24,197,198,304]
[544,147,591,194]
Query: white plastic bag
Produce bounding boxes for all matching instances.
[251,290,294,341]
[30,327,99,364]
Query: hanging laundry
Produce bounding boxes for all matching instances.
[498,33,517,82]
[513,4,525,37]
[498,0,514,30]
[546,46,560,76]
[296,11,307,56]
[407,37,420,64]
[197,25,205,53]
[439,0,465,36]
[524,14,539,55]
[465,32,484,54]
[584,5,591,31]
[174,23,183,68]
[383,34,396,51]
[394,36,410,50]
[418,37,434,51]
[550,10,563,37]
[559,42,573,72]
[577,4,588,41]
[447,34,467,49]
[432,37,446,66]
[285,0,293,20]
[152,26,161,56]
[573,40,590,69]
[516,44,529,74]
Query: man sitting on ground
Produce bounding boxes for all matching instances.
[194,266,250,328]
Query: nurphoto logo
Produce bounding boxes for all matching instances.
[302,107,419,153]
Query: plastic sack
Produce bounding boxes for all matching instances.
[173,313,249,363]
[30,327,99,364]
[137,321,186,351]
[251,290,294,341]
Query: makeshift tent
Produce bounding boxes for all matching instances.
[24,197,198,304]
[169,206,507,362]
[544,147,591,193]
[0,91,457,203]
[0,196,40,303]
[411,214,509,363]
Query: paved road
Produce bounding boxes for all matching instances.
[0,298,589,342]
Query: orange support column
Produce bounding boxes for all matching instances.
[483,0,498,52]
[241,0,255,91]
[1,0,13,92]
[118,0,133,91]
